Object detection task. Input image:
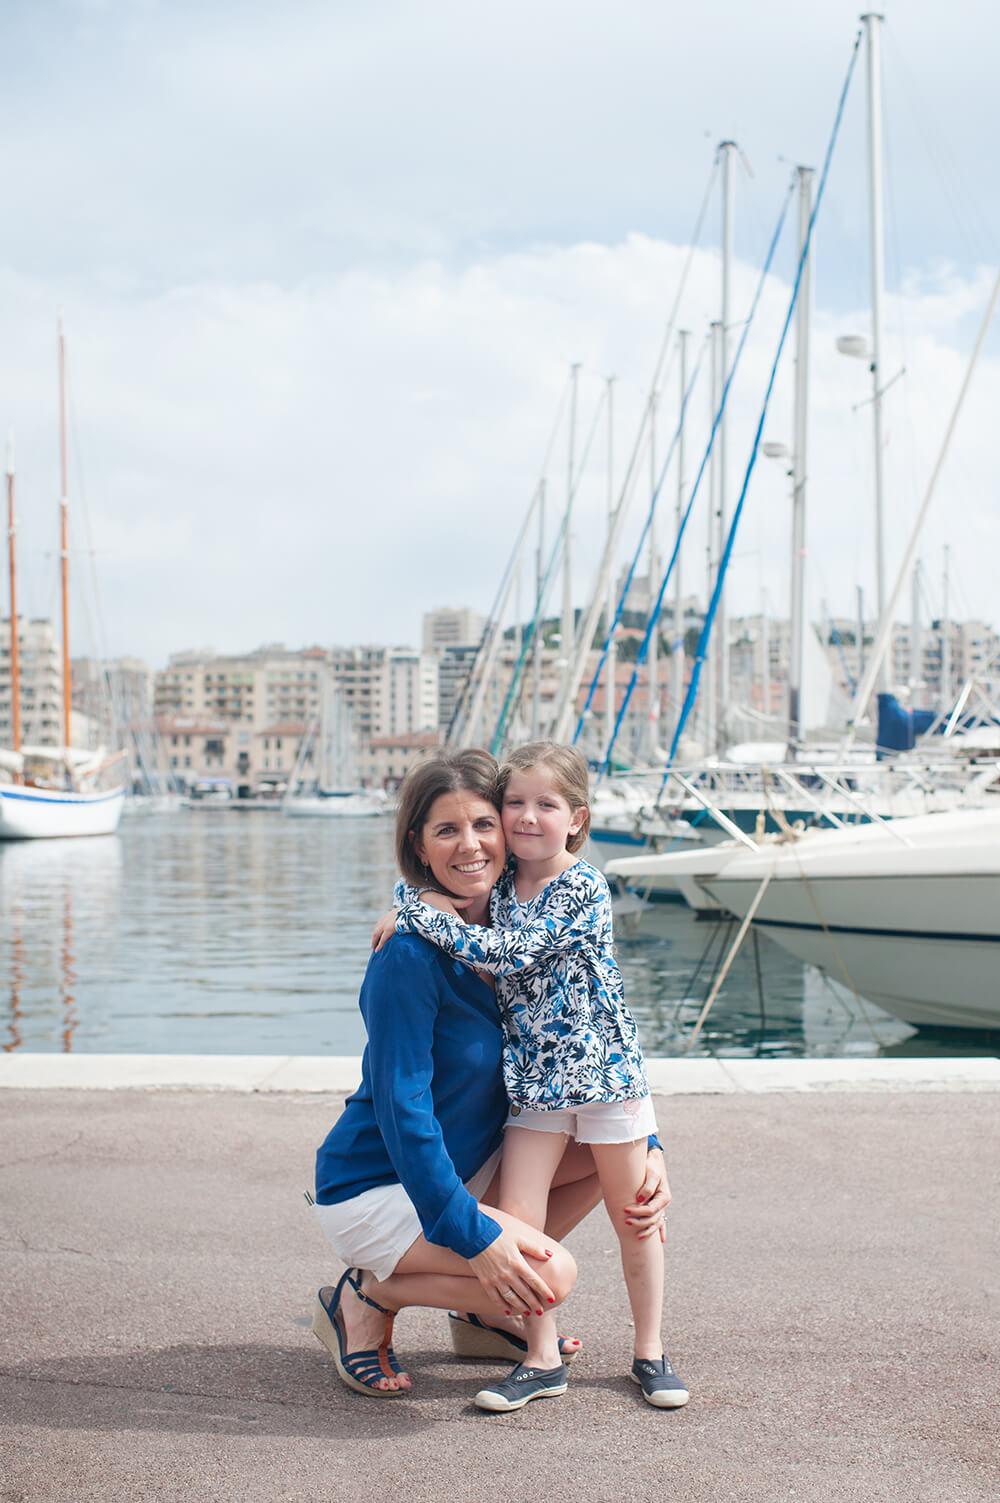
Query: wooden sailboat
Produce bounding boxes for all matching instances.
[0,324,126,839]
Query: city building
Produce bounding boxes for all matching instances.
[152,641,443,791]
[422,607,485,655]
[1,617,64,748]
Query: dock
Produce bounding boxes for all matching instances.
[1,1056,997,1502]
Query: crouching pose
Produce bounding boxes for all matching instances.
[311,748,668,1410]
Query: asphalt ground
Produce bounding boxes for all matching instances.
[0,1079,997,1503]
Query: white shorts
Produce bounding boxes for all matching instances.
[312,1146,502,1282]
[505,1094,658,1144]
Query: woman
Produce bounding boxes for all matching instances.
[311,748,668,1405]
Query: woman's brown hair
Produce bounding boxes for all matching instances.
[394,747,501,886]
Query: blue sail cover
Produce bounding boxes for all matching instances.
[876,692,937,757]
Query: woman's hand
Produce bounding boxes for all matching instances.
[418,891,468,914]
[371,909,399,952]
[623,1146,671,1242]
[468,1225,557,1315]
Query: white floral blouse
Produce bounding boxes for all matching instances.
[394,859,650,1110]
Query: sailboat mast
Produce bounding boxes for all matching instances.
[717,140,737,741]
[788,165,814,756]
[862,12,888,683]
[672,331,688,745]
[58,319,72,751]
[559,363,580,724]
[604,378,616,761]
[940,545,951,711]
[6,431,22,760]
[646,389,659,761]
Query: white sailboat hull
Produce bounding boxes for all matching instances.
[697,809,1000,1030]
[283,793,386,819]
[0,784,126,839]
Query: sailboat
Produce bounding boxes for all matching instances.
[0,325,127,839]
[282,675,386,819]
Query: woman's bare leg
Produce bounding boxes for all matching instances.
[362,1206,575,1371]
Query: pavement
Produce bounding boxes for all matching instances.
[0,1057,998,1503]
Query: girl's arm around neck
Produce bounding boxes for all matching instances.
[395,861,611,976]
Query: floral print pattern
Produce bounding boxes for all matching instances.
[395,859,649,1110]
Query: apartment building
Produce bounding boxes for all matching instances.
[152,641,442,791]
[422,607,486,655]
[0,617,64,748]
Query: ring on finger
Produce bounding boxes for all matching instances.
[504,1287,517,1301]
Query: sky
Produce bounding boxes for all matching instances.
[1,0,998,670]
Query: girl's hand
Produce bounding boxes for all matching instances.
[371,910,399,952]
[468,1226,557,1315]
[623,1147,671,1242]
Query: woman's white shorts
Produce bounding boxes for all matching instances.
[505,1094,658,1144]
[312,1146,502,1282]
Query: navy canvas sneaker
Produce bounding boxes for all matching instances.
[473,1362,568,1412]
[631,1354,689,1408]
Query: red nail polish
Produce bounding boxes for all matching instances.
[505,1309,511,1316]
[548,1296,555,1303]
[544,1250,552,1258]
[625,1218,633,1225]
[536,1309,543,1316]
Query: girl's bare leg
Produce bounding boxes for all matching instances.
[498,1126,569,1231]
[489,1128,570,1366]
[591,1139,665,1362]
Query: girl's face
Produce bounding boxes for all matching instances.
[501,765,587,864]
[412,790,506,904]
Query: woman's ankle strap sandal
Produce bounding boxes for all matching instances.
[312,1268,407,1399]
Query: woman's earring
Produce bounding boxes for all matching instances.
[422,863,431,883]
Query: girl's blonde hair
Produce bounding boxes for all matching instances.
[498,740,591,853]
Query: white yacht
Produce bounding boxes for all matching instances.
[630,807,1000,1031]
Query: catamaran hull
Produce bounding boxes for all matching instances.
[0,785,126,839]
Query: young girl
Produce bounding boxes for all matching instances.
[392,741,688,1412]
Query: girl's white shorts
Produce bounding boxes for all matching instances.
[312,1146,502,1282]
[504,1093,658,1144]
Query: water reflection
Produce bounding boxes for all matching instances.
[1,836,121,1053]
[0,814,996,1059]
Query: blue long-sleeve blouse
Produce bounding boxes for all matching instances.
[314,933,505,1259]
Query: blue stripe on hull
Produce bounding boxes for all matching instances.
[755,917,1000,945]
[0,787,125,806]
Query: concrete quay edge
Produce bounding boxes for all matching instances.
[0,1051,998,1093]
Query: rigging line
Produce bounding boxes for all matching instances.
[572,335,708,750]
[488,384,609,754]
[683,864,776,1054]
[844,260,1000,742]
[665,29,864,783]
[883,27,997,264]
[65,358,121,740]
[595,175,797,781]
[615,154,721,524]
[551,156,721,740]
[447,369,574,743]
[447,482,541,745]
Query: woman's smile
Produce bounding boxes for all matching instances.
[414,791,506,902]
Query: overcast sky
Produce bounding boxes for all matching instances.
[1,0,998,669]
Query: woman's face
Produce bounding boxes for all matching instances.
[412,790,506,905]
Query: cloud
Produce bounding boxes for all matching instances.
[2,228,996,669]
[1,0,998,670]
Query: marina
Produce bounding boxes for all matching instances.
[2,809,997,1061]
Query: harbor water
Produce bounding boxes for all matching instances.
[2,809,997,1059]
